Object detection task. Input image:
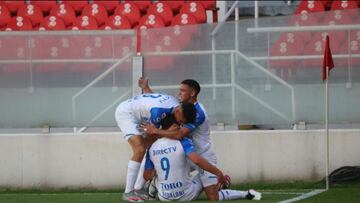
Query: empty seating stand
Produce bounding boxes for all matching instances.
[0,0,215,73]
[0,0,213,31]
[270,0,360,71]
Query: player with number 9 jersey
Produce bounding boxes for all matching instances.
[145,137,208,201]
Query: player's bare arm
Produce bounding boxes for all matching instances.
[141,122,190,140]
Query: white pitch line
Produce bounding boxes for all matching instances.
[261,191,305,195]
[278,189,326,203]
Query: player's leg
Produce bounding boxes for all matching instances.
[126,135,147,192]
[218,189,262,201]
[197,150,221,200]
[115,106,146,201]
[175,174,203,201]
[134,135,158,199]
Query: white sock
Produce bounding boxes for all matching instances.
[134,157,146,190]
[125,160,141,193]
[218,189,248,200]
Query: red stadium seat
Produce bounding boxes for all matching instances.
[159,0,184,12]
[0,5,11,28]
[104,14,131,30]
[65,36,103,72]
[1,36,29,73]
[124,0,151,13]
[302,34,341,67]
[17,4,44,27]
[93,0,119,13]
[6,16,33,31]
[295,0,325,14]
[55,36,78,59]
[171,25,193,48]
[351,30,360,42]
[195,0,216,10]
[30,0,57,14]
[324,10,353,25]
[114,3,141,27]
[142,35,176,71]
[60,0,88,14]
[277,32,305,54]
[138,14,165,29]
[270,41,298,68]
[171,13,198,26]
[50,3,76,27]
[337,30,360,66]
[39,16,66,31]
[82,3,108,26]
[147,2,173,26]
[171,13,198,35]
[32,37,66,73]
[1,0,25,14]
[113,35,135,60]
[323,10,353,43]
[180,1,207,24]
[331,0,358,9]
[88,35,112,58]
[288,12,320,43]
[71,15,98,30]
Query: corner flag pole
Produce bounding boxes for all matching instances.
[325,65,329,191]
[322,35,334,191]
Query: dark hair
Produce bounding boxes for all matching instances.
[181,79,201,96]
[181,102,197,123]
[161,115,176,130]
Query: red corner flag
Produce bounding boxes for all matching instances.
[322,35,334,81]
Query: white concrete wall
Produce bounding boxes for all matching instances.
[0,130,359,189]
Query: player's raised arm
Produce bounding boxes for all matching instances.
[138,77,153,93]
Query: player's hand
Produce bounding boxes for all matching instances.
[138,77,149,89]
[216,172,226,189]
[168,124,180,131]
[143,169,156,181]
[140,122,158,136]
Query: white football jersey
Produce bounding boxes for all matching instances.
[183,102,212,154]
[145,137,196,200]
[123,93,179,127]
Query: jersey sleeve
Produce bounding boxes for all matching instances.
[180,137,196,156]
[150,107,173,128]
[183,105,206,132]
[144,149,155,170]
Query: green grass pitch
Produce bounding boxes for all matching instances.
[0,182,359,203]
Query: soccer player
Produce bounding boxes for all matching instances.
[115,93,197,201]
[139,78,225,200]
[144,134,261,201]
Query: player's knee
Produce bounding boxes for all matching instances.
[206,193,219,201]
[204,185,219,201]
[134,145,146,157]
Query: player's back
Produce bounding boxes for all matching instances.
[191,102,212,154]
[149,138,193,200]
[128,93,179,125]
